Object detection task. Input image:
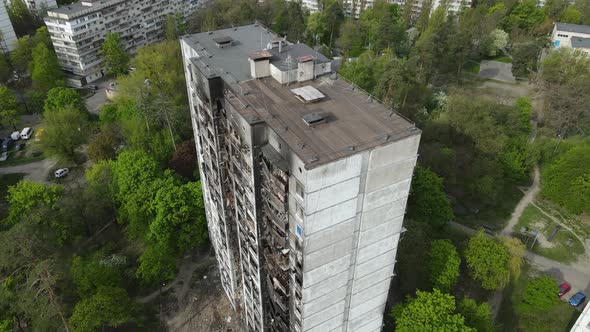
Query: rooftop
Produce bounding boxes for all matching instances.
[183,24,329,82]
[556,22,590,35]
[571,36,590,49]
[184,24,419,169]
[47,0,123,18]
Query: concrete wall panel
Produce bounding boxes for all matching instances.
[303,269,349,302]
[304,238,354,272]
[368,135,420,170]
[356,235,397,264]
[349,291,388,320]
[305,314,344,332]
[303,254,352,288]
[358,219,399,249]
[355,250,396,279]
[350,278,390,308]
[305,177,360,214]
[365,156,417,192]
[305,218,355,253]
[305,199,357,235]
[305,155,362,192]
[303,285,348,315]
[361,201,406,231]
[348,304,385,331]
[303,300,346,329]
[363,179,411,212]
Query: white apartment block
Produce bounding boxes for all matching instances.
[0,0,17,52]
[6,0,58,15]
[571,303,590,332]
[302,0,471,18]
[43,0,199,85]
[552,22,590,55]
[181,24,420,332]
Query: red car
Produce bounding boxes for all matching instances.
[558,282,571,297]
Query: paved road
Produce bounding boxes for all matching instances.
[501,166,540,236]
[479,60,517,83]
[0,159,57,183]
[85,78,114,114]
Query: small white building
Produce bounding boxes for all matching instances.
[551,22,590,55]
[571,303,590,332]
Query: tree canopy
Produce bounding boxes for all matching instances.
[408,166,454,230]
[101,33,130,76]
[520,275,559,313]
[394,289,475,331]
[465,232,510,290]
[429,239,461,292]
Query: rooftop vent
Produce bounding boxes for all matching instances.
[302,112,326,127]
[291,86,325,104]
[212,36,233,48]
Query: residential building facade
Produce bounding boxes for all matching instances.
[571,303,590,332]
[303,0,471,18]
[552,22,590,55]
[181,24,421,332]
[6,0,58,15]
[0,0,17,53]
[43,0,199,85]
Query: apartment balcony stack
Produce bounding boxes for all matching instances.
[181,23,421,332]
[43,0,199,86]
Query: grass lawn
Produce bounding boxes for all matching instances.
[464,60,481,74]
[516,205,585,263]
[492,56,512,63]
[496,264,580,332]
[0,173,25,219]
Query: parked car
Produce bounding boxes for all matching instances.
[54,168,69,178]
[2,138,13,151]
[569,292,586,307]
[86,85,98,90]
[20,127,33,140]
[10,131,20,141]
[0,152,8,161]
[15,143,25,151]
[558,282,571,297]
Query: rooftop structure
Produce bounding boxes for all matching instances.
[571,302,590,332]
[0,1,17,53]
[43,0,200,86]
[181,24,420,332]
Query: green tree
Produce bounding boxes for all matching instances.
[502,237,525,281]
[44,87,85,113]
[7,0,39,36]
[505,0,547,32]
[101,33,130,76]
[135,242,177,285]
[429,240,461,292]
[0,55,10,84]
[464,232,510,290]
[149,180,208,251]
[41,106,90,160]
[87,124,123,162]
[0,86,20,131]
[4,181,63,225]
[30,43,64,92]
[70,254,124,298]
[407,166,454,230]
[542,144,590,214]
[457,298,494,332]
[539,48,590,135]
[394,289,474,331]
[10,36,33,74]
[69,286,136,332]
[561,7,582,23]
[520,276,559,312]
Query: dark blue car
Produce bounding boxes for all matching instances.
[569,292,586,307]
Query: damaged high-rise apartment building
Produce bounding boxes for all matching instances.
[181,24,421,332]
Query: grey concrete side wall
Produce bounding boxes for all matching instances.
[345,134,420,331]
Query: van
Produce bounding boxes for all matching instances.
[20,127,33,140]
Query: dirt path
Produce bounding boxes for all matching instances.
[0,158,57,183]
[501,166,540,236]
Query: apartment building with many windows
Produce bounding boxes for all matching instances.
[43,0,199,85]
[6,0,58,15]
[0,0,17,53]
[181,23,421,332]
[302,0,471,18]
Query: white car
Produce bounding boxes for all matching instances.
[54,168,69,178]
[0,152,8,161]
[10,131,20,140]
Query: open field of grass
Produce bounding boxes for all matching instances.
[516,204,585,263]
